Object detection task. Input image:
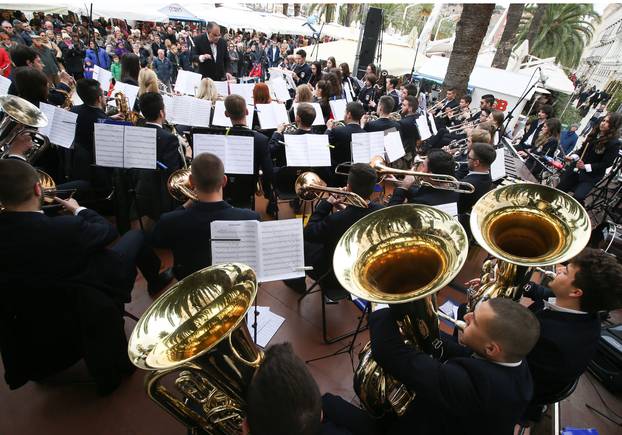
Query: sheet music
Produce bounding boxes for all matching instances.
[210,220,260,272]
[94,123,125,167]
[37,103,56,138]
[351,131,384,163]
[0,75,11,96]
[284,134,308,167]
[229,83,254,106]
[109,82,139,109]
[214,81,229,97]
[416,115,432,140]
[306,134,331,167]
[162,94,175,121]
[427,112,438,135]
[269,77,291,102]
[174,70,202,96]
[246,306,286,347]
[168,95,193,125]
[256,102,288,129]
[259,219,305,281]
[193,133,227,161]
[343,81,353,103]
[47,105,77,149]
[123,126,157,169]
[329,99,347,121]
[491,147,506,181]
[190,98,212,127]
[93,65,112,91]
[293,102,324,126]
[211,100,232,127]
[72,90,83,106]
[224,135,254,174]
[433,202,458,218]
[384,131,405,163]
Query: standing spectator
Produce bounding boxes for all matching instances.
[31,34,58,82]
[43,30,62,61]
[153,49,173,88]
[85,40,111,70]
[164,25,177,45]
[59,33,85,80]
[151,34,166,57]
[228,41,240,77]
[167,44,180,84]
[2,21,25,45]
[110,54,121,81]
[580,103,605,136]
[178,42,193,71]
[14,20,32,46]
[560,124,579,155]
[266,39,280,68]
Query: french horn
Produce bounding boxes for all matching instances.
[167,168,196,201]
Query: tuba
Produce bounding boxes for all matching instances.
[128,263,262,434]
[467,183,591,310]
[167,168,196,201]
[0,95,50,163]
[334,204,469,417]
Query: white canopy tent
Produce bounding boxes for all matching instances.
[158,3,203,22]
[0,0,70,14]
[519,63,575,95]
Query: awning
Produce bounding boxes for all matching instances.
[0,1,70,14]
[158,3,203,22]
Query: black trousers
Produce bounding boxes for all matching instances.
[322,393,382,435]
[110,229,162,296]
[556,170,599,203]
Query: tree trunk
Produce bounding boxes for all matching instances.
[443,4,495,98]
[492,3,525,69]
[282,4,288,16]
[325,4,335,23]
[525,4,549,54]
[344,4,354,27]
[294,4,301,16]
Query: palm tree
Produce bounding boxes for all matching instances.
[308,3,337,23]
[339,3,364,27]
[492,3,525,69]
[294,4,301,16]
[443,4,496,97]
[524,3,549,53]
[516,4,600,68]
[282,4,288,16]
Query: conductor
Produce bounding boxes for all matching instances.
[192,22,234,81]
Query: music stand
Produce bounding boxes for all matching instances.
[585,153,622,216]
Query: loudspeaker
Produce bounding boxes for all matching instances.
[356,7,383,79]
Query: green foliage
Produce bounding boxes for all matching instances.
[554,93,583,127]
[516,4,600,69]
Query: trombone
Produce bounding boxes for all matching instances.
[446,119,480,134]
[295,171,368,208]
[426,97,447,114]
[368,155,475,194]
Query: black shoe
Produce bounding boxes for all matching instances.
[147,268,174,296]
[283,277,307,294]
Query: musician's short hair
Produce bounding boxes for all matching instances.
[365,73,377,85]
[191,152,224,193]
[486,298,540,361]
[540,104,553,118]
[139,92,164,121]
[9,45,38,67]
[0,159,39,206]
[446,87,456,93]
[427,149,455,176]
[247,343,321,435]
[76,78,103,105]
[206,21,219,32]
[14,66,48,105]
[403,95,417,111]
[571,248,622,314]
[346,102,364,122]
[224,94,246,121]
[470,128,491,144]
[461,95,472,104]
[403,84,417,97]
[378,95,394,114]
[296,49,306,59]
[295,103,316,128]
[471,143,497,167]
[387,76,398,89]
[481,94,495,106]
[347,163,377,200]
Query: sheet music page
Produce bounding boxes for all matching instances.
[351,132,371,163]
[94,123,124,167]
[246,306,285,348]
[256,103,277,129]
[162,94,175,123]
[72,90,83,106]
[214,81,229,97]
[123,126,157,169]
[427,112,438,135]
[210,220,260,272]
[175,70,202,96]
[384,131,405,163]
[491,147,506,181]
[284,134,309,166]
[170,95,193,125]
[49,107,77,149]
[269,77,291,102]
[368,131,385,160]
[306,134,332,167]
[109,82,139,109]
[37,102,56,138]
[190,98,212,128]
[258,219,305,282]
[343,81,353,103]
[93,65,112,91]
[229,83,254,106]
[272,102,290,125]
[193,133,227,162]
[0,75,10,96]
[416,115,432,140]
[224,135,254,175]
[329,99,347,121]
[293,102,324,126]
[433,202,458,218]
[211,100,232,127]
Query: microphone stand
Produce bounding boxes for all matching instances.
[502,66,542,135]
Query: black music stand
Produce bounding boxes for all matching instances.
[305,301,370,369]
[585,154,622,216]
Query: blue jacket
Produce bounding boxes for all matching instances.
[153,57,174,83]
[85,47,111,70]
[559,130,578,155]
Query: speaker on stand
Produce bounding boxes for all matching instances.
[353,7,384,80]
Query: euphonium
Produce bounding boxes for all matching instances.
[295,171,368,208]
[334,205,469,417]
[0,95,50,163]
[128,263,262,434]
[282,122,298,134]
[388,111,402,121]
[467,183,591,310]
[167,168,196,201]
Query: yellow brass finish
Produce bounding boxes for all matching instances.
[167,168,197,201]
[0,95,50,163]
[295,171,368,208]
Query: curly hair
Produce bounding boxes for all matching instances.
[572,248,622,313]
[585,112,622,154]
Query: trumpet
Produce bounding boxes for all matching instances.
[447,137,468,150]
[426,98,447,114]
[295,172,368,208]
[446,120,480,134]
[369,155,475,194]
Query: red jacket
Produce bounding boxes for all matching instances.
[0,47,11,78]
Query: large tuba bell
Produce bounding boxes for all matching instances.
[334,204,469,417]
[128,263,262,434]
[468,183,591,310]
[0,95,50,163]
